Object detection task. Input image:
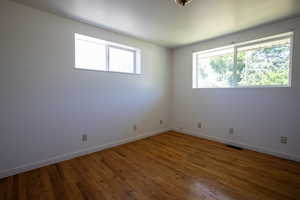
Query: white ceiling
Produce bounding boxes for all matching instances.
[13,0,300,48]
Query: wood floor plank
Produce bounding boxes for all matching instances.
[0,131,299,200]
[149,134,300,197]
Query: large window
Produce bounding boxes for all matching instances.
[193,32,293,88]
[75,33,141,74]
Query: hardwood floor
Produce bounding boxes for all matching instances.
[1,131,300,200]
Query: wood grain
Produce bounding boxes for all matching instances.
[1,131,299,200]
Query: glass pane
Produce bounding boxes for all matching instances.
[75,38,106,71]
[196,48,235,88]
[236,38,291,86]
[109,47,135,73]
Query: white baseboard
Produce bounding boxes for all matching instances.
[173,128,300,163]
[0,128,170,179]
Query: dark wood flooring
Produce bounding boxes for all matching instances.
[1,131,300,200]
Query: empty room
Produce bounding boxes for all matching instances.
[1,0,300,199]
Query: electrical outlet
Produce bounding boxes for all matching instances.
[133,125,137,131]
[229,128,234,135]
[198,122,202,129]
[160,120,163,125]
[82,134,87,142]
[280,136,288,144]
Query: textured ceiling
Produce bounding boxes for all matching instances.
[13,0,300,48]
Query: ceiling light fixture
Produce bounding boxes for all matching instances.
[175,0,193,6]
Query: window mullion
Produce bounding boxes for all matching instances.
[106,43,110,72]
[133,51,137,73]
[195,56,198,88]
[233,46,238,86]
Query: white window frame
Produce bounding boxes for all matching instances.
[192,32,294,89]
[75,33,141,75]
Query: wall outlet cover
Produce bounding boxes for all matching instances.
[198,122,202,129]
[82,134,87,142]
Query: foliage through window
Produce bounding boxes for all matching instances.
[75,33,141,74]
[193,32,293,88]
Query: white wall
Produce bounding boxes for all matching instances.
[172,17,300,161]
[1,0,299,180]
[0,0,171,178]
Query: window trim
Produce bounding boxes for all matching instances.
[192,32,294,89]
[74,33,141,75]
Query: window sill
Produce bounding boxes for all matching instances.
[192,85,291,89]
[74,67,142,76]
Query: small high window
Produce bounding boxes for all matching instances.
[75,33,141,74]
